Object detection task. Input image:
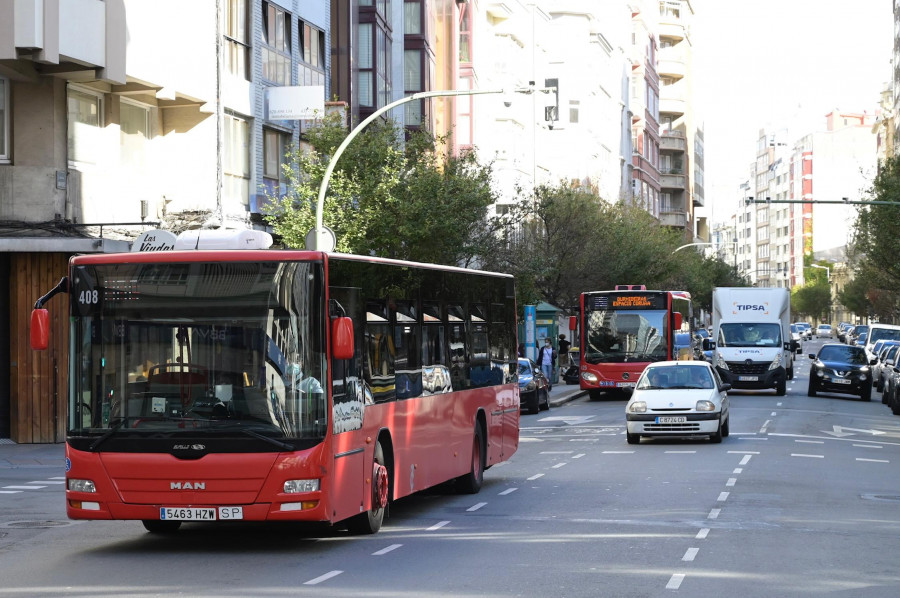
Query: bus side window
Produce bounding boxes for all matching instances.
[448,304,468,391]
[366,301,395,402]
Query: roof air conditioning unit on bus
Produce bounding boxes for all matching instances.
[615,284,647,290]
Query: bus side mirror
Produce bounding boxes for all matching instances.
[31,309,50,351]
[674,312,683,330]
[332,317,354,360]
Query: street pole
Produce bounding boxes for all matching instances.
[310,85,555,250]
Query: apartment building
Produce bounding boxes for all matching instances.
[630,1,661,217]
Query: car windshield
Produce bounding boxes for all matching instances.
[718,323,782,347]
[869,327,900,345]
[638,366,714,390]
[518,361,533,375]
[818,345,868,364]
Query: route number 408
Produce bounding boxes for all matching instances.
[79,290,99,305]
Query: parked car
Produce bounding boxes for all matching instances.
[793,322,812,340]
[807,343,875,401]
[874,343,900,392]
[854,332,868,348]
[882,363,900,415]
[624,361,731,444]
[836,322,853,343]
[848,325,868,346]
[518,357,550,414]
[816,324,834,339]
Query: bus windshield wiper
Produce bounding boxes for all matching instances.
[217,424,295,451]
[89,419,127,452]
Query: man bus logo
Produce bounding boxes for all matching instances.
[170,482,206,490]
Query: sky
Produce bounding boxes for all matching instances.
[692,0,895,226]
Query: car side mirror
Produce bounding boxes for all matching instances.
[870,358,878,365]
[720,383,732,392]
[808,353,817,360]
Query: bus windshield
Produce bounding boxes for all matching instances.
[717,323,782,347]
[584,309,667,364]
[68,260,327,445]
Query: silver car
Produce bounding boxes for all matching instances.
[816,324,833,338]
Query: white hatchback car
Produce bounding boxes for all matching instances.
[817,324,833,338]
[625,361,731,444]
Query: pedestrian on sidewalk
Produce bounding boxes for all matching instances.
[537,338,556,390]
[557,333,571,379]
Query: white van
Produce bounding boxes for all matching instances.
[864,323,900,361]
[709,287,794,396]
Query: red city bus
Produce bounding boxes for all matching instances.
[578,287,693,400]
[31,231,519,534]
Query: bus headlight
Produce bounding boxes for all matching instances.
[68,479,96,493]
[284,479,320,493]
[582,372,598,383]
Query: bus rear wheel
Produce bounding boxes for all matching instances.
[347,441,388,534]
[456,425,485,494]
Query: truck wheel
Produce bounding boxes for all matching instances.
[776,379,786,396]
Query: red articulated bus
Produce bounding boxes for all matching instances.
[578,287,693,400]
[31,230,519,534]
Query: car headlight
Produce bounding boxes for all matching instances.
[768,352,783,371]
[859,373,868,381]
[716,352,729,370]
[628,401,647,413]
[582,372,598,383]
[695,400,716,412]
[524,381,537,391]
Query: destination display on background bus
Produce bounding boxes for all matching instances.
[579,289,693,400]
[30,230,519,536]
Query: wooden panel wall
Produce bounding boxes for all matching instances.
[10,253,70,444]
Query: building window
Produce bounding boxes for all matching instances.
[225,0,250,80]
[263,128,290,198]
[569,100,580,124]
[404,0,421,35]
[224,113,250,207]
[404,49,423,125]
[456,75,473,147]
[300,21,326,86]
[358,1,392,112]
[458,3,471,63]
[67,88,103,164]
[0,76,8,162]
[262,2,291,85]
[660,1,681,19]
[120,100,150,173]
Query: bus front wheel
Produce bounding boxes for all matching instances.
[347,441,388,534]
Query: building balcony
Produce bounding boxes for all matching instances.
[658,49,686,79]
[1,0,125,83]
[660,96,686,118]
[660,211,688,228]
[659,22,687,42]
[660,132,686,152]
[661,172,687,189]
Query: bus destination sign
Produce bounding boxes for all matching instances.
[609,293,666,310]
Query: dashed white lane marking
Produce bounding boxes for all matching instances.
[552,462,567,469]
[717,492,729,502]
[602,451,635,454]
[795,439,824,444]
[738,455,753,465]
[527,473,544,481]
[771,412,777,417]
[33,480,65,484]
[726,478,737,487]
[50,477,65,480]
[708,508,721,519]
[777,402,783,406]
[2,485,46,490]
[539,451,573,454]
[467,502,487,512]
[696,528,710,539]
[0,491,22,494]
[856,458,890,463]
[760,419,772,433]
[683,547,699,562]
[427,521,450,531]
[303,571,343,585]
[666,574,685,590]
[498,488,517,496]
[572,453,586,459]
[733,468,743,474]
[372,544,403,556]
[730,451,759,455]
[665,450,697,454]
[853,444,883,449]
[791,454,824,459]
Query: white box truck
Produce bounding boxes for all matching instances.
[708,287,794,396]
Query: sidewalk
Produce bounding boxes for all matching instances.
[548,383,586,407]
[0,439,64,469]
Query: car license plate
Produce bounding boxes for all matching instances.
[832,378,851,384]
[159,507,244,521]
[656,416,687,424]
[617,382,636,388]
[738,376,758,382]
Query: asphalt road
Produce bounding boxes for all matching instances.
[2,338,899,597]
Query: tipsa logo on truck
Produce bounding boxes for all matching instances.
[731,302,769,315]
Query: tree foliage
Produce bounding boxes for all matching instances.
[264,112,499,265]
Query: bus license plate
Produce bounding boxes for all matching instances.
[159,507,244,521]
[617,382,636,388]
[738,376,758,382]
[656,416,687,424]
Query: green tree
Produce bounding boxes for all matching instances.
[264,112,499,265]
[791,282,831,322]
